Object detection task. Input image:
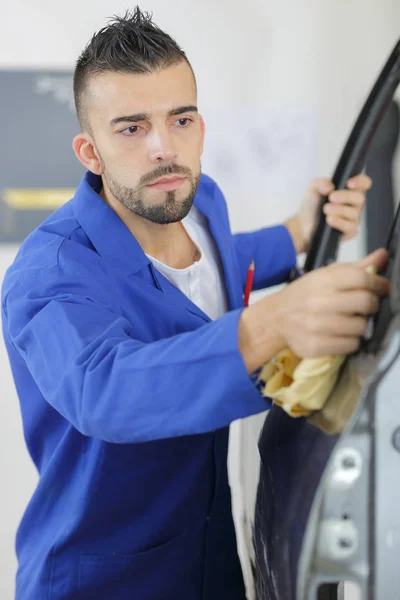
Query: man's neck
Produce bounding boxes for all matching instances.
[99,185,199,269]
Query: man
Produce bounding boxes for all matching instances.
[1,8,389,600]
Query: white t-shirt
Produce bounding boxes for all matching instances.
[147,205,229,320]
[146,205,256,599]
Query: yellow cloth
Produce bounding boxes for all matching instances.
[258,351,363,434]
[307,357,362,434]
[258,350,346,417]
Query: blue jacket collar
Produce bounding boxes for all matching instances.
[72,171,215,277]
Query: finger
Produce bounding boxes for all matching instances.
[325,214,358,237]
[323,203,361,222]
[309,177,335,197]
[364,273,390,296]
[327,263,390,295]
[346,174,372,192]
[335,290,380,315]
[308,314,368,337]
[329,190,365,207]
[311,290,380,316]
[300,336,361,358]
[357,248,389,272]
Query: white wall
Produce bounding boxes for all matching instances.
[1,1,399,598]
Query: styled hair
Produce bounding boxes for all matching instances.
[73,6,194,131]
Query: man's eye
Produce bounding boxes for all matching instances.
[176,118,191,127]
[122,125,140,135]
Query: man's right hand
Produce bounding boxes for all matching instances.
[239,248,390,374]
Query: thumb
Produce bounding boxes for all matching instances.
[308,177,335,197]
[357,248,388,272]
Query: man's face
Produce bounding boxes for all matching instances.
[85,61,204,224]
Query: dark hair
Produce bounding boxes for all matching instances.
[73,6,194,131]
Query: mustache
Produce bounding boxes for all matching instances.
[139,164,192,186]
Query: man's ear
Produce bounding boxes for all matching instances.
[72,132,104,175]
[199,115,206,156]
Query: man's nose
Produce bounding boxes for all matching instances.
[147,128,178,164]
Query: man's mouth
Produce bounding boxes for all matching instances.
[146,176,186,191]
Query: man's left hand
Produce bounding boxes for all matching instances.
[288,174,371,254]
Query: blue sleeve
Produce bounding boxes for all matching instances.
[4,277,270,444]
[233,225,297,291]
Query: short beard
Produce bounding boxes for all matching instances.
[101,161,201,225]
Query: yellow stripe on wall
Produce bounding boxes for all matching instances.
[2,189,75,210]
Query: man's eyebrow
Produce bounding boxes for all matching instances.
[110,105,198,126]
[168,105,198,116]
[110,113,148,126]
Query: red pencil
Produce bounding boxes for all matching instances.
[244,261,255,307]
